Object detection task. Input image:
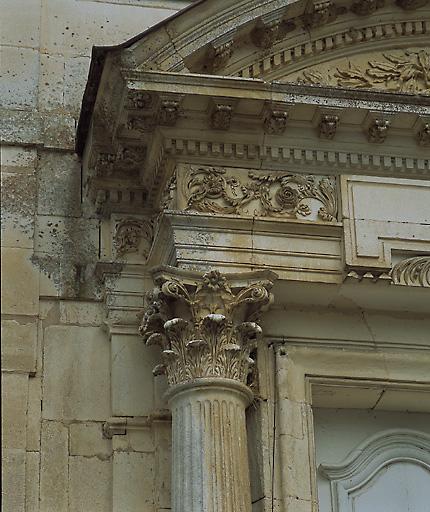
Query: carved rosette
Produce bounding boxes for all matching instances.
[139,268,276,387]
[390,256,430,287]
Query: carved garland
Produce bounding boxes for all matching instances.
[139,270,275,386]
[184,167,338,222]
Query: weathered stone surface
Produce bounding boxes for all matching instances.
[59,300,105,326]
[25,451,40,512]
[1,373,28,449]
[112,429,154,454]
[37,152,81,216]
[112,452,155,512]
[2,448,26,512]
[1,320,38,373]
[154,422,172,509]
[70,422,112,458]
[111,336,159,416]
[1,248,39,315]
[0,47,39,109]
[1,170,36,249]
[69,457,112,512]
[1,0,41,48]
[26,377,42,451]
[43,326,110,421]
[40,421,68,512]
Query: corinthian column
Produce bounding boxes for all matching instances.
[139,266,277,512]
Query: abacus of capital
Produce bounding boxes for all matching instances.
[139,266,278,512]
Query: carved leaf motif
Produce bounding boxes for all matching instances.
[185,167,337,222]
[300,51,430,94]
[139,269,276,386]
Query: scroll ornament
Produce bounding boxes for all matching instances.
[139,269,276,386]
[185,167,337,222]
[390,256,430,287]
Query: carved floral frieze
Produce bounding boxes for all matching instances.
[300,51,430,94]
[390,256,430,287]
[139,268,276,386]
[113,217,154,259]
[183,166,338,222]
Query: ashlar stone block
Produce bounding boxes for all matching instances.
[113,452,155,512]
[1,319,38,373]
[25,451,40,512]
[70,422,112,458]
[69,457,112,512]
[1,247,39,315]
[43,326,110,421]
[2,448,26,512]
[1,373,28,449]
[40,421,68,512]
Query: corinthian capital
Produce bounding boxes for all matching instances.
[139,267,277,387]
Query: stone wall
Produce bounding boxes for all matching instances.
[1,2,189,511]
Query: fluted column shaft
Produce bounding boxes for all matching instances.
[139,267,277,512]
[168,379,252,512]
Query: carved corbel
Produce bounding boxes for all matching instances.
[318,114,340,139]
[210,103,234,130]
[417,123,430,146]
[139,268,277,387]
[302,1,339,29]
[263,103,289,135]
[127,90,153,110]
[396,0,429,9]
[351,0,384,15]
[206,35,234,73]
[157,97,183,127]
[251,17,282,50]
[367,118,390,143]
[127,115,156,133]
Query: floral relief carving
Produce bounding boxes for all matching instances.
[396,0,429,9]
[390,256,430,287]
[113,218,154,259]
[139,268,276,386]
[300,51,430,94]
[184,166,338,222]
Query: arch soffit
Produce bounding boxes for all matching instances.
[118,0,430,93]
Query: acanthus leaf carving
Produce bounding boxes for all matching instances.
[207,40,234,72]
[390,256,430,287]
[139,268,276,386]
[184,166,338,222]
[300,51,430,95]
[251,19,281,50]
